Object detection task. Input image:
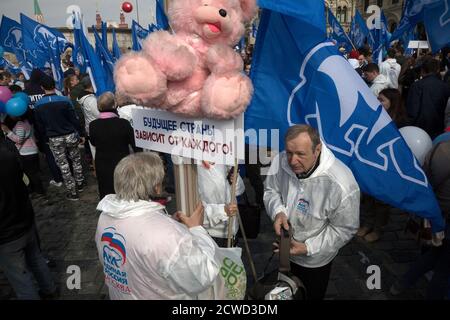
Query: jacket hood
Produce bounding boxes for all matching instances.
[77,91,95,103]
[280,141,335,180]
[97,194,166,219]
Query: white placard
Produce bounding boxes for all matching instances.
[131,109,245,165]
[408,40,429,49]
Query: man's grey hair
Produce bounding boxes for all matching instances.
[114,152,165,201]
[284,124,321,151]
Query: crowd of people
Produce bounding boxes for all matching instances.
[0,43,449,300]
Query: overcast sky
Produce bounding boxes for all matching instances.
[1,0,157,28]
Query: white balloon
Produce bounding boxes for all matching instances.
[399,126,433,165]
[66,5,82,29]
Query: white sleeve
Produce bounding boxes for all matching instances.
[236,174,245,197]
[161,226,220,295]
[203,203,228,227]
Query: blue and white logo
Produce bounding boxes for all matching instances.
[4,27,22,49]
[287,42,428,188]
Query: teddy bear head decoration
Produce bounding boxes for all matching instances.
[114,0,258,119]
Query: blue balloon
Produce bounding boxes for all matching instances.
[5,97,28,117]
[0,101,6,114]
[14,92,30,105]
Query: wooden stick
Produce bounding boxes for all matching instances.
[235,203,259,283]
[227,158,239,248]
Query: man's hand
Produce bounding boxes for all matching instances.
[79,137,86,145]
[272,239,308,256]
[289,239,308,256]
[224,203,238,217]
[175,202,204,229]
[274,212,289,236]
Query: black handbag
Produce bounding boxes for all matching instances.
[247,227,307,300]
[237,193,261,239]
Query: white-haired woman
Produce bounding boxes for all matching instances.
[95,152,220,300]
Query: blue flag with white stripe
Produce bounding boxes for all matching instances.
[245,0,445,233]
[327,8,352,51]
[132,20,149,51]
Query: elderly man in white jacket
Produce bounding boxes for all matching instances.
[264,125,360,300]
[95,152,220,300]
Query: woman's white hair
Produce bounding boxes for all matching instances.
[114,152,165,201]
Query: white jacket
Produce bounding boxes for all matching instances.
[264,143,360,268]
[78,93,99,135]
[95,195,220,300]
[380,58,401,89]
[370,74,391,97]
[117,104,144,125]
[197,163,245,238]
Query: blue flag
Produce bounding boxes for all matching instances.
[327,8,352,51]
[20,14,70,58]
[73,12,109,96]
[251,22,258,38]
[245,1,445,233]
[101,22,108,51]
[149,23,160,32]
[156,0,169,30]
[72,16,86,74]
[132,20,149,51]
[93,27,115,92]
[0,15,43,69]
[112,28,121,61]
[424,0,450,53]
[0,56,21,75]
[380,10,392,48]
[401,27,417,56]
[350,10,369,49]
[390,0,430,42]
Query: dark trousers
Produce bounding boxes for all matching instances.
[290,261,333,300]
[400,225,450,300]
[244,144,264,207]
[20,154,45,195]
[0,228,56,299]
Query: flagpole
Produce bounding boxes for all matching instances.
[135,0,140,24]
[345,27,357,51]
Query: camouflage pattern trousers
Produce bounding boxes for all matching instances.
[49,132,84,196]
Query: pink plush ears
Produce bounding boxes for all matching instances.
[239,0,258,22]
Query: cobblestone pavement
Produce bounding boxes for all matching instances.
[0,158,428,300]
